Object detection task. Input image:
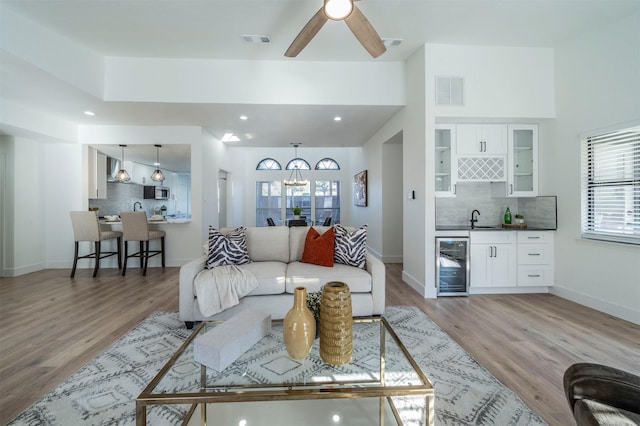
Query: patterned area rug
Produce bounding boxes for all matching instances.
[9,306,546,425]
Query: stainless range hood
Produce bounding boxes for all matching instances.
[106,157,120,182]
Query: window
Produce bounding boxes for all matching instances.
[256,180,341,226]
[285,158,310,170]
[256,158,282,170]
[256,181,282,226]
[315,158,340,170]
[581,125,639,244]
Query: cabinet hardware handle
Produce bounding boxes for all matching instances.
[510,184,513,194]
[479,141,483,152]
[453,184,456,194]
[528,253,541,256]
[528,274,541,278]
[494,246,497,257]
[527,236,540,239]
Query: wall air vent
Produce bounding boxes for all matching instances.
[241,35,271,44]
[436,76,464,105]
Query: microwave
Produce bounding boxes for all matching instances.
[143,186,170,200]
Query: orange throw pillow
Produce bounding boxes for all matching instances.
[300,227,335,267]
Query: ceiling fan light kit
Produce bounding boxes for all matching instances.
[285,0,386,58]
[324,0,353,20]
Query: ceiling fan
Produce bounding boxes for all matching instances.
[285,0,386,58]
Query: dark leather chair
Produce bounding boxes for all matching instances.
[288,219,307,227]
[322,217,332,226]
[266,217,276,226]
[563,363,640,425]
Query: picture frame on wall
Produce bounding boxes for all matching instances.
[354,170,368,207]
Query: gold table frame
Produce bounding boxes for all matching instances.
[136,317,434,425]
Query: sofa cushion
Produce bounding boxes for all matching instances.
[334,224,367,269]
[223,226,290,263]
[300,227,335,267]
[285,261,372,294]
[238,261,287,296]
[289,226,331,262]
[206,227,251,269]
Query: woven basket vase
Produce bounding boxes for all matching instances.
[319,281,353,365]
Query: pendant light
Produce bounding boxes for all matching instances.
[150,144,165,182]
[284,143,309,187]
[114,144,131,183]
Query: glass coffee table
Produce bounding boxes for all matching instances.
[136,317,434,425]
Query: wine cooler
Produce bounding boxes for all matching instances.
[436,237,469,296]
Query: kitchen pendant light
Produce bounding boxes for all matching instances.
[114,144,131,183]
[284,143,309,187]
[150,144,165,182]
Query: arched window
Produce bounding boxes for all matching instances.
[285,158,311,170]
[315,158,340,170]
[256,158,282,170]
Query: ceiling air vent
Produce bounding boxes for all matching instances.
[241,35,271,44]
[382,38,403,47]
[436,76,464,105]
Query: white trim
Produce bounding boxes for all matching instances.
[468,287,549,295]
[401,270,426,297]
[551,285,640,325]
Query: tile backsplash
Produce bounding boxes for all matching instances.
[89,182,172,217]
[435,182,556,229]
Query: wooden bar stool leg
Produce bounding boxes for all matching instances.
[161,237,165,268]
[71,241,79,278]
[93,241,101,277]
[122,241,128,276]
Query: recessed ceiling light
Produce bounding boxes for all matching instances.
[334,116,342,121]
[221,132,240,142]
[84,110,95,116]
[240,35,271,44]
[382,38,403,47]
[240,115,248,120]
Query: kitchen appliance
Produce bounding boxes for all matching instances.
[436,237,469,296]
[144,185,170,200]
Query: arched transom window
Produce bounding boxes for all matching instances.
[315,158,340,170]
[256,158,282,170]
[285,158,311,170]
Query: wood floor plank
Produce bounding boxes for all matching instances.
[1,263,639,425]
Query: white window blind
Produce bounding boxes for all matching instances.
[581,125,640,244]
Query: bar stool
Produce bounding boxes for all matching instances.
[120,211,166,276]
[69,211,122,278]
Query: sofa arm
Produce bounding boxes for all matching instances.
[179,255,207,322]
[366,251,386,315]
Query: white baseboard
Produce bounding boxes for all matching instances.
[551,285,640,325]
[469,286,550,295]
[401,270,426,297]
[3,262,45,277]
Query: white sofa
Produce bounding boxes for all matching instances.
[179,226,385,328]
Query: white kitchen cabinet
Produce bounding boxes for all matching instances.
[457,124,507,155]
[517,231,554,286]
[88,148,107,199]
[495,124,538,197]
[470,231,516,287]
[435,124,457,197]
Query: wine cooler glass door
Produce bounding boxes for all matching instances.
[436,238,469,296]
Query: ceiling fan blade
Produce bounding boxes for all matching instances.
[344,5,386,58]
[285,7,329,57]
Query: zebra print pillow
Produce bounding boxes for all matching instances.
[206,226,251,269]
[334,224,367,269]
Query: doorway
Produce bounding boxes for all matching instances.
[218,170,228,229]
[382,132,403,263]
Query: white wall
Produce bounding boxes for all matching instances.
[549,12,640,324]
[382,135,403,262]
[426,44,555,119]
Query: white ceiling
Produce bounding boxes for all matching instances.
[2,0,639,168]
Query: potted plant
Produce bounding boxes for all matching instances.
[515,214,525,224]
[291,205,302,219]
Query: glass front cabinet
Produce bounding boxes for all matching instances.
[435,124,457,197]
[507,124,538,197]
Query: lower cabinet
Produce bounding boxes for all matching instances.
[470,232,516,287]
[517,231,554,286]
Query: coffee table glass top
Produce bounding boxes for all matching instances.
[137,317,434,425]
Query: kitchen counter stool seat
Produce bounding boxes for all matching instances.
[69,211,122,278]
[120,212,165,276]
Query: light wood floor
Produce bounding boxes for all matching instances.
[1,264,639,425]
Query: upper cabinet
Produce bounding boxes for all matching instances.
[507,124,538,197]
[456,124,507,155]
[435,124,457,197]
[88,147,107,199]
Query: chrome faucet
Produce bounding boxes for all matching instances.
[470,209,480,229]
[133,201,142,212]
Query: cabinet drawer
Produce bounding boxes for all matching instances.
[518,266,553,286]
[518,244,552,265]
[471,231,514,244]
[517,231,552,243]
